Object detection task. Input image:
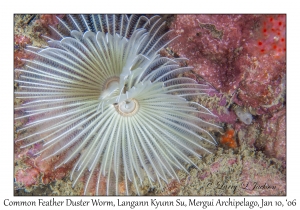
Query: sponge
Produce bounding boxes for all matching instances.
[234,107,253,125]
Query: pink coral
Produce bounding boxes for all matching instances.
[212,108,237,124]
[14,142,74,187]
[169,15,253,92]
[14,50,32,68]
[15,168,39,187]
[259,108,286,165]
[233,54,285,113]
[14,35,32,68]
[15,145,75,187]
[14,35,31,47]
[240,158,286,195]
[169,15,286,114]
[158,152,285,196]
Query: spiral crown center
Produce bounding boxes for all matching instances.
[115,99,139,117]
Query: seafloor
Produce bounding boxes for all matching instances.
[14,14,286,196]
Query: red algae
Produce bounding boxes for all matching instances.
[169,14,286,114]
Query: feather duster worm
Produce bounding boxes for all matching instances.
[15,15,221,195]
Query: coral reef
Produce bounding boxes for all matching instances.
[14,14,286,196]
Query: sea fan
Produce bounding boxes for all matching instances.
[14,14,221,195]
